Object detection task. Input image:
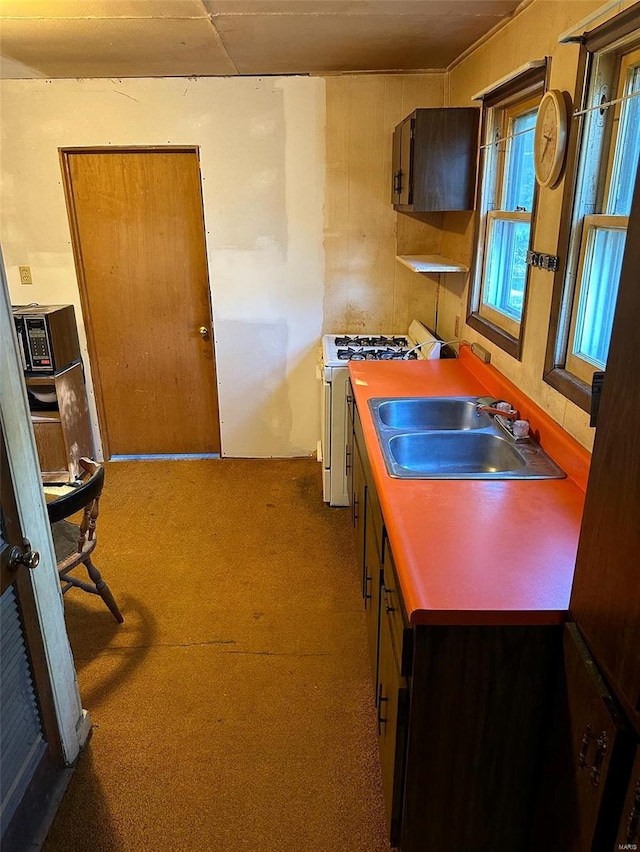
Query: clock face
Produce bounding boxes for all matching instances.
[534,90,569,188]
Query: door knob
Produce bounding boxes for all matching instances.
[8,539,40,572]
[199,326,210,340]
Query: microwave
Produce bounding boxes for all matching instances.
[12,304,82,375]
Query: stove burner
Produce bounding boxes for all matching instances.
[333,334,409,348]
[336,346,417,361]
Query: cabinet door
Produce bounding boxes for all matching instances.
[532,624,634,851]
[377,605,409,848]
[615,748,640,851]
[398,116,414,207]
[391,127,402,205]
[364,491,382,695]
[352,445,367,590]
[345,383,355,521]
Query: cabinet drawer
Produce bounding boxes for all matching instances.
[382,541,412,678]
[378,603,409,847]
[353,403,383,556]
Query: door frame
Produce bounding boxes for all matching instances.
[0,251,89,765]
[58,145,217,460]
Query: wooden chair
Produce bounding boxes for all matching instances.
[46,458,124,623]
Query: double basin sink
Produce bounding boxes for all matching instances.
[368,396,566,480]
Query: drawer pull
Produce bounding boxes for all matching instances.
[377,683,387,735]
[626,778,640,842]
[364,572,372,601]
[578,725,608,787]
[383,586,396,614]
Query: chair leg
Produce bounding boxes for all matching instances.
[85,557,124,623]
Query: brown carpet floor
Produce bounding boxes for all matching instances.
[43,458,389,852]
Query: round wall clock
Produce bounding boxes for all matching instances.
[534,89,569,188]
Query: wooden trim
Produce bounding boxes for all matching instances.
[467,71,545,360]
[543,366,591,412]
[482,62,547,108]
[466,312,520,359]
[584,4,640,53]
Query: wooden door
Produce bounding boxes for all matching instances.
[61,148,221,457]
[0,427,63,851]
[569,162,640,720]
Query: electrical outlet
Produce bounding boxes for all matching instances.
[19,266,33,285]
[454,315,460,337]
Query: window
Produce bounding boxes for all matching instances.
[545,19,640,408]
[468,67,545,358]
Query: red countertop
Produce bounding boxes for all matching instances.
[349,346,590,627]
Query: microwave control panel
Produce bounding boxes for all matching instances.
[25,317,53,370]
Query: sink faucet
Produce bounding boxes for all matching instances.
[476,401,520,420]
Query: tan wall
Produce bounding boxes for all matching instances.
[0,76,325,459]
[439,0,627,452]
[324,73,445,335]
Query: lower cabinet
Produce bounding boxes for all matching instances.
[364,490,382,695]
[377,587,409,847]
[348,393,559,850]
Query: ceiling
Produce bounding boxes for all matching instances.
[0,0,524,79]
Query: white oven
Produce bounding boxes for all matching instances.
[319,320,440,506]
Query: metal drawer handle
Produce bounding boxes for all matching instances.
[377,683,387,735]
[578,725,608,787]
[383,586,396,614]
[364,572,372,601]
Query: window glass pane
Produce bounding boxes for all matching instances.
[503,110,537,211]
[574,227,626,367]
[608,64,640,215]
[483,218,531,320]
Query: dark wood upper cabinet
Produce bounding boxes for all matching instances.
[569,163,640,726]
[391,108,479,212]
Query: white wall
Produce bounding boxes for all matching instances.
[0,76,326,458]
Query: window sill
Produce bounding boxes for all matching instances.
[543,367,591,413]
[466,313,521,360]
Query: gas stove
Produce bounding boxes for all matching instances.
[321,320,438,368]
[319,320,441,506]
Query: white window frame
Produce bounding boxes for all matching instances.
[546,35,640,404]
[468,74,545,359]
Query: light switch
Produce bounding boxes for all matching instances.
[19,266,33,285]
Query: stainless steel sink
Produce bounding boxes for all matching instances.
[388,432,527,475]
[368,396,566,480]
[373,397,492,430]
